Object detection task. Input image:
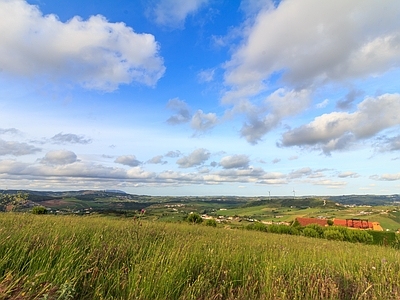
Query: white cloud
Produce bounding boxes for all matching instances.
[289,167,312,179]
[166,98,191,124]
[51,133,92,144]
[338,171,359,178]
[0,128,20,135]
[197,69,215,83]
[191,110,218,133]
[165,150,181,158]
[0,0,165,91]
[115,155,142,167]
[376,135,400,152]
[147,155,167,164]
[311,179,347,187]
[280,93,400,154]
[41,150,78,165]
[219,155,250,169]
[176,148,210,168]
[224,0,400,100]
[0,139,41,156]
[272,158,280,164]
[239,88,311,144]
[150,0,209,28]
[370,173,400,181]
[316,99,329,109]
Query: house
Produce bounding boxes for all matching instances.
[295,217,328,227]
[295,217,383,231]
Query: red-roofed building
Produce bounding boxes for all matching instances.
[295,217,383,231]
[295,217,328,227]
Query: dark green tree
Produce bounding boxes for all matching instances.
[187,212,203,224]
[32,206,48,214]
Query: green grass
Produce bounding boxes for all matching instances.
[1,213,400,299]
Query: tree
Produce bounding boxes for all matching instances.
[187,212,203,224]
[205,219,217,227]
[0,192,29,212]
[32,206,48,215]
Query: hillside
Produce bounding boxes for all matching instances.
[1,213,400,299]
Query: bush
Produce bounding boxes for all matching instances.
[368,231,396,246]
[205,219,217,227]
[32,206,48,214]
[304,224,324,237]
[303,228,319,238]
[324,229,344,241]
[187,213,203,224]
[267,224,299,235]
[350,230,373,244]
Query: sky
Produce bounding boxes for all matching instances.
[0,0,400,196]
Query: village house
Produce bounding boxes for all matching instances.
[295,217,383,231]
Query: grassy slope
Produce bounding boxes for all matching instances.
[1,213,400,300]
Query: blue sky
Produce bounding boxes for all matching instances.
[1,0,400,196]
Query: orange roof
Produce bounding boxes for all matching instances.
[295,217,328,227]
[334,218,373,229]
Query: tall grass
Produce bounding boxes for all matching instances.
[1,213,400,299]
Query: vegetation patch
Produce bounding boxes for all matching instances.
[1,213,400,299]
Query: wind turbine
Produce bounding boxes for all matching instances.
[292,189,296,199]
[268,191,271,201]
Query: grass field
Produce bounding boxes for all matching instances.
[1,213,400,299]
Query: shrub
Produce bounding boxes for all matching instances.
[252,222,267,232]
[350,230,373,244]
[304,224,324,237]
[187,213,203,224]
[267,224,299,235]
[205,219,217,227]
[32,206,48,215]
[324,229,344,241]
[303,228,319,238]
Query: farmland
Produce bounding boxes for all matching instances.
[2,190,400,231]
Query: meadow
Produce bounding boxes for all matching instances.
[1,213,400,300]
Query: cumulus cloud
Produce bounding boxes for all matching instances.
[239,88,311,144]
[316,99,329,109]
[204,167,286,184]
[289,167,313,179]
[41,150,78,165]
[370,173,400,181]
[114,155,142,167]
[375,135,400,152]
[150,0,208,28]
[147,155,167,164]
[224,0,400,100]
[197,68,215,83]
[272,158,281,164]
[280,93,400,154]
[165,150,181,158]
[336,89,364,110]
[166,98,191,125]
[0,128,20,135]
[51,133,92,144]
[0,0,165,91]
[176,148,210,168]
[311,179,347,187]
[0,139,41,156]
[338,171,359,178]
[191,110,218,133]
[219,155,249,169]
